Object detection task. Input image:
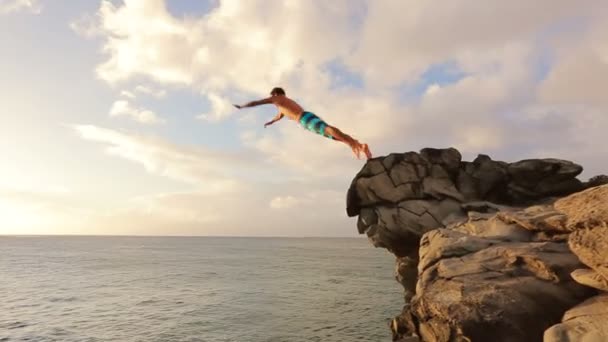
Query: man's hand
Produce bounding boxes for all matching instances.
[264,113,284,128]
[233,104,242,109]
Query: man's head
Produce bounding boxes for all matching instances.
[270,87,285,96]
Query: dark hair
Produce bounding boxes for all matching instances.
[270,87,285,96]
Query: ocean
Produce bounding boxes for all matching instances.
[0,236,402,341]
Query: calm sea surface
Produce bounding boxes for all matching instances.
[0,236,402,341]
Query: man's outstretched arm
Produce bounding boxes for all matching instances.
[234,97,273,109]
[264,113,284,128]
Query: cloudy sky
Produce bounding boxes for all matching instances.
[1,0,606,236]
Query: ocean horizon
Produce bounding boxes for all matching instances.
[1,235,401,341]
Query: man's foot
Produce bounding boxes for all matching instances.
[351,145,362,159]
[361,143,372,159]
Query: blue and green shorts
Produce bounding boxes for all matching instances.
[299,111,335,140]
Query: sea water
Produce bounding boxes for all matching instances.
[1,236,402,341]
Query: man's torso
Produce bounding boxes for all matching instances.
[271,96,304,120]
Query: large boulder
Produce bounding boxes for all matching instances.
[396,220,592,341]
[544,295,608,342]
[347,148,591,258]
[569,225,608,285]
[541,186,608,341]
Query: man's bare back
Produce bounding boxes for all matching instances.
[233,87,372,160]
[271,95,304,121]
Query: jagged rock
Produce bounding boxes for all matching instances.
[544,294,608,342]
[568,224,608,281]
[584,174,608,188]
[395,252,419,302]
[405,228,591,341]
[507,159,582,188]
[557,185,608,230]
[394,228,594,342]
[570,269,608,292]
[347,148,608,341]
[496,205,570,234]
[451,210,534,242]
[420,147,462,177]
[347,148,592,258]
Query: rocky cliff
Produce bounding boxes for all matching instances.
[347,148,608,342]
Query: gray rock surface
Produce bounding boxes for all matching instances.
[403,228,591,341]
[347,148,591,257]
[347,148,608,341]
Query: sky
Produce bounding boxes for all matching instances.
[0,0,607,237]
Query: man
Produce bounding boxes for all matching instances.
[233,87,372,159]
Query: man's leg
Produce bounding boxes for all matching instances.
[324,125,372,159]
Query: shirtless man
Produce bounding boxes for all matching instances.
[233,87,372,159]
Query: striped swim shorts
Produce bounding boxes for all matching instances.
[299,111,335,140]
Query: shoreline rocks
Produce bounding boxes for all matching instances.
[347,148,608,341]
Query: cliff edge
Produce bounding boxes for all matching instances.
[347,147,608,341]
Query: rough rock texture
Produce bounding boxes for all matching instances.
[569,224,608,285]
[570,269,608,292]
[347,148,589,257]
[542,190,608,342]
[408,228,590,341]
[544,295,608,342]
[347,148,608,341]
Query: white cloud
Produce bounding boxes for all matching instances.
[538,19,608,109]
[70,12,102,38]
[80,0,608,166]
[109,99,165,124]
[71,124,262,193]
[120,90,136,99]
[425,84,441,96]
[68,124,357,235]
[197,92,233,121]
[74,0,608,160]
[117,85,166,101]
[270,190,343,210]
[84,0,361,93]
[134,85,167,98]
[269,195,299,209]
[347,0,605,87]
[0,0,41,15]
[62,0,608,236]
[97,187,349,236]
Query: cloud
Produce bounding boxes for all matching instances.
[82,0,361,92]
[270,190,343,210]
[120,90,136,99]
[69,124,357,236]
[109,99,165,124]
[538,18,608,109]
[347,0,605,87]
[196,92,233,121]
[80,0,608,164]
[0,0,41,15]
[97,187,350,236]
[70,12,102,38]
[117,85,166,101]
[269,195,299,209]
[64,0,608,236]
[71,124,264,193]
[134,85,167,98]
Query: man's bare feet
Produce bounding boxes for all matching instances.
[351,145,362,159]
[361,143,372,159]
